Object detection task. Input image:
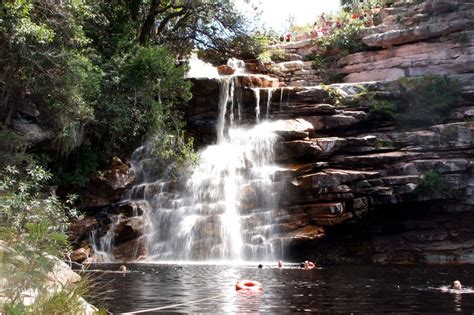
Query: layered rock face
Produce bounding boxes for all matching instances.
[185,73,474,264]
[268,0,474,84]
[339,0,474,82]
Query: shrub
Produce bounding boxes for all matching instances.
[390,76,461,128]
[0,165,92,313]
[416,170,446,193]
[314,19,365,57]
[312,19,365,83]
[368,101,397,121]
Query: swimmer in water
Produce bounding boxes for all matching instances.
[450,280,462,290]
[278,260,283,268]
[119,265,127,273]
[258,264,263,269]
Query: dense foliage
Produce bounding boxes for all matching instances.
[0,0,252,186]
[0,0,254,312]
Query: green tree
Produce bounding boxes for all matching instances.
[0,0,101,156]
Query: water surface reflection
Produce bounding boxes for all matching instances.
[86,263,474,313]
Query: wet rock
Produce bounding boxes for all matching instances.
[275,139,322,162]
[293,87,330,103]
[274,104,337,119]
[276,213,310,232]
[77,157,135,211]
[304,113,365,131]
[235,75,279,88]
[217,65,235,75]
[70,247,90,264]
[293,169,379,189]
[112,237,147,261]
[68,217,97,245]
[268,119,313,140]
[239,184,258,212]
[315,137,347,155]
[305,202,345,217]
[108,201,145,217]
[282,225,326,243]
[113,217,145,246]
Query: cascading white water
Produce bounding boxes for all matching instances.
[252,88,261,123]
[227,58,246,74]
[266,88,276,119]
[216,77,231,142]
[137,78,282,261]
[91,58,286,262]
[90,218,117,262]
[185,54,219,78]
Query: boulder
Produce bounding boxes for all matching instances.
[113,217,145,246]
[112,237,148,261]
[70,247,90,264]
[68,217,97,245]
[47,258,81,286]
[12,118,52,146]
[77,157,135,210]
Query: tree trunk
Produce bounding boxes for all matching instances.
[139,0,162,44]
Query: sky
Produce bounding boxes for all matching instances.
[235,0,341,32]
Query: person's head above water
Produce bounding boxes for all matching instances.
[278,260,283,268]
[258,264,263,269]
[119,265,127,272]
[450,280,462,290]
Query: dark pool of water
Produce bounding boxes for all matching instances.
[85,263,474,313]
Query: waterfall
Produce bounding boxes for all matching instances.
[90,218,117,262]
[141,78,281,261]
[185,54,219,78]
[265,88,276,119]
[216,77,231,142]
[279,88,284,112]
[227,58,246,74]
[229,78,235,127]
[91,77,284,262]
[252,88,261,123]
[236,79,242,121]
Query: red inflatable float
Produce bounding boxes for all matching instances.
[236,280,263,292]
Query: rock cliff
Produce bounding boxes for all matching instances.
[269,0,474,84]
[185,73,473,264]
[71,0,474,264]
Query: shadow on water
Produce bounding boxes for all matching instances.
[84,263,474,313]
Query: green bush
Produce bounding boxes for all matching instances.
[390,76,461,128]
[313,19,365,57]
[368,101,397,121]
[416,170,446,193]
[312,19,365,83]
[0,165,92,313]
